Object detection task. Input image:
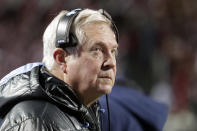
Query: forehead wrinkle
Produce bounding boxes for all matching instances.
[82,22,118,48]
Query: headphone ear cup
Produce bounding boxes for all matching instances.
[69,33,78,47]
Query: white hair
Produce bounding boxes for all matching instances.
[42,9,112,70]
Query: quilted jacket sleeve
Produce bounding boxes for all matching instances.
[0,117,58,131]
[0,100,60,131]
[0,100,82,131]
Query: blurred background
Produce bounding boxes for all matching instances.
[0,0,197,130]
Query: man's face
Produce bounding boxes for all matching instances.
[66,22,118,103]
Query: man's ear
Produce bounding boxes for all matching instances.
[53,48,68,73]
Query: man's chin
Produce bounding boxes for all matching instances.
[98,85,113,94]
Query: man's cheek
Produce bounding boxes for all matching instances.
[85,60,101,72]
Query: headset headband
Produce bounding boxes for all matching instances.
[56,8,119,48]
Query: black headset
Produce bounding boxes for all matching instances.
[55,8,119,49]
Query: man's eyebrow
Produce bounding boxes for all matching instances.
[93,42,106,48]
[93,41,119,49]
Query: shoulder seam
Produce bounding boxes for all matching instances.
[41,102,49,117]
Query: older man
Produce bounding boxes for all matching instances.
[0,8,118,131]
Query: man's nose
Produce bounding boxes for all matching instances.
[102,53,116,70]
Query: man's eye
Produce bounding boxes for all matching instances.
[93,47,102,52]
[90,47,103,59]
[111,49,118,56]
